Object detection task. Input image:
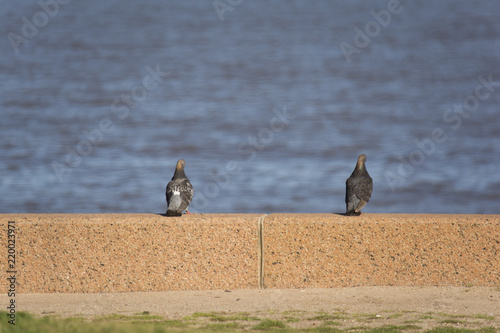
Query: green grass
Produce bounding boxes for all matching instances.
[200,322,243,330]
[472,315,494,321]
[426,328,497,333]
[477,329,497,333]
[283,310,307,315]
[440,319,466,325]
[0,311,147,333]
[386,314,404,319]
[252,319,288,330]
[322,321,342,327]
[160,319,192,328]
[344,326,371,331]
[284,317,301,323]
[377,324,422,331]
[420,314,437,320]
[425,328,479,333]
[306,327,343,332]
[95,313,165,321]
[308,314,348,321]
[0,310,497,333]
[190,311,260,322]
[352,314,383,322]
[364,326,419,333]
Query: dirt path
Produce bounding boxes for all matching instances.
[6,287,499,330]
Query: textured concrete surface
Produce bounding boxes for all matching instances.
[1,214,499,293]
[0,214,260,293]
[263,214,500,288]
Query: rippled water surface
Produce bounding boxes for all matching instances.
[1,1,500,214]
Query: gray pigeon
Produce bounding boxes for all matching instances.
[345,154,373,216]
[166,159,193,216]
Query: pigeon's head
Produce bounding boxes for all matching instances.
[176,159,186,171]
[357,154,367,168]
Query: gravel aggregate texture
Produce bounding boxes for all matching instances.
[263,214,499,288]
[1,214,260,293]
[1,213,498,293]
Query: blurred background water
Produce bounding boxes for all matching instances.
[1,0,499,214]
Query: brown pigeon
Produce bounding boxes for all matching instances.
[345,154,373,216]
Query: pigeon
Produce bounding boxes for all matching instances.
[345,154,373,216]
[166,159,193,216]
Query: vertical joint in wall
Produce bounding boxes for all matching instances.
[257,214,267,289]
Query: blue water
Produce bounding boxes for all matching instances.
[1,1,500,214]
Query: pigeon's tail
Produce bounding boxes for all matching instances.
[166,209,182,216]
[345,195,360,216]
[166,194,183,216]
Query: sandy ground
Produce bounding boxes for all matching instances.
[6,287,499,330]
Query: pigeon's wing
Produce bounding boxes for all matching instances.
[347,175,373,203]
[166,178,193,214]
[166,180,176,206]
[178,178,194,211]
[354,199,368,214]
[345,177,355,204]
[355,175,373,202]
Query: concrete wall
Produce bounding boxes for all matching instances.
[263,214,499,288]
[1,214,498,293]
